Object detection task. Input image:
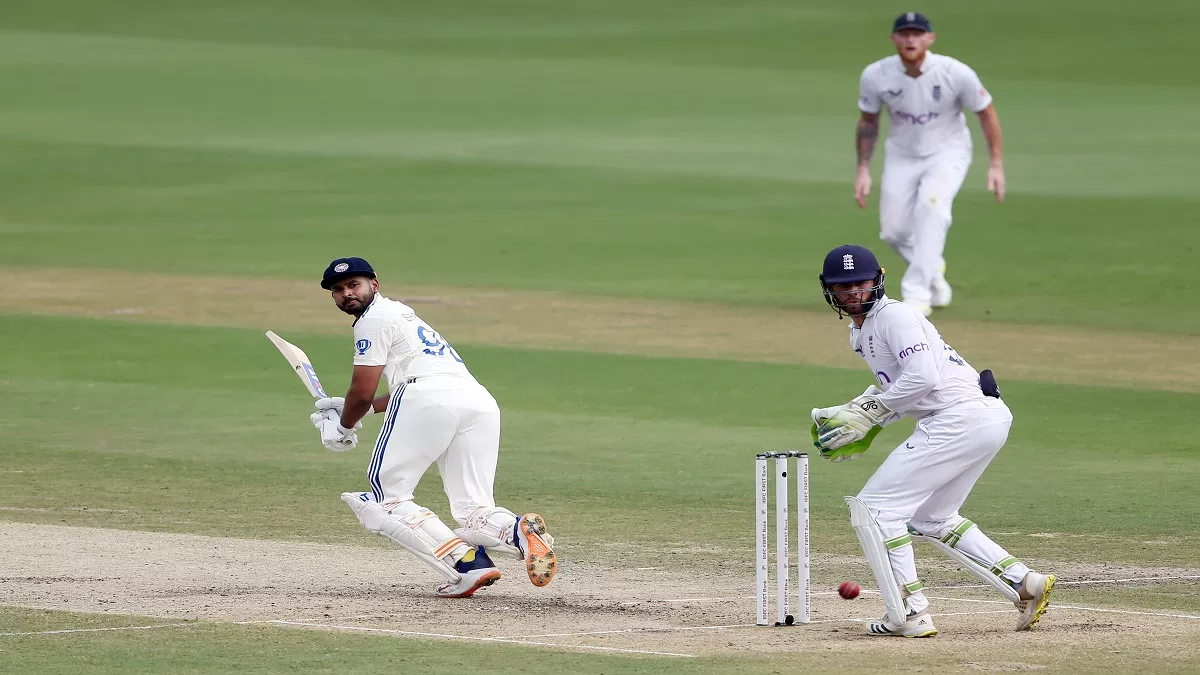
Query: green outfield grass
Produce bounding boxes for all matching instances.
[1,0,1198,672]
[1,314,1198,565]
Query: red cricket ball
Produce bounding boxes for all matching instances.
[838,581,861,600]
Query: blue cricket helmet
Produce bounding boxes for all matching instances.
[819,245,886,317]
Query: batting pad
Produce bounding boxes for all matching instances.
[912,531,1020,603]
[341,493,466,582]
[846,496,908,625]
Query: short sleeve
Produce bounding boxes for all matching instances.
[858,65,882,114]
[352,317,392,366]
[955,63,993,113]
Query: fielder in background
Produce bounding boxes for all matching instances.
[311,256,557,598]
[853,11,1005,317]
[810,244,1053,637]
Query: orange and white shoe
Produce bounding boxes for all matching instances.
[435,547,501,598]
[514,513,557,587]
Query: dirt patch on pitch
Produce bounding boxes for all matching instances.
[2,523,1199,670]
[1,266,1197,393]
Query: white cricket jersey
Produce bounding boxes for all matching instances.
[351,294,477,392]
[858,52,992,158]
[849,296,985,419]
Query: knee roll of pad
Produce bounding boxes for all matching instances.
[910,517,976,546]
[456,506,521,559]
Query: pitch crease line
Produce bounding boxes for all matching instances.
[270,620,698,657]
[628,575,1200,606]
[0,622,196,637]
[917,594,1200,620]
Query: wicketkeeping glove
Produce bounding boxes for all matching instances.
[810,392,894,460]
[810,420,882,462]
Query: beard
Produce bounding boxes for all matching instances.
[337,289,374,316]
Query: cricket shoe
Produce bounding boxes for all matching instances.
[931,268,953,308]
[1014,572,1056,630]
[865,609,938,638]
[514,513,557,587]
[436,546,501,599]
[903,299,933,317]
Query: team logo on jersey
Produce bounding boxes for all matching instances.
[886,89,903,97]
[334,262,350,273]
[842,254,855,270]
[355,339,371,355]
[932,85,941,102]
[891,108,939,125]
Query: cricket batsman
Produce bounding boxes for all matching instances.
[311,257,557,598]
[811,244,1054,637]
[853,12,1005,316]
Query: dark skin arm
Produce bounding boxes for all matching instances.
[340,365,389,428]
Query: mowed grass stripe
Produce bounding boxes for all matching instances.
[0,21,1196,198]
[1,317,1198,559]
[1,269,1196,393]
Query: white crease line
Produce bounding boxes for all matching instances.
[623,575,1200,606]
[270,620,697,658]
[0,622,196,637]
[622,591,840,605]
[1051,605,1200,620]
[924,575,1200,592]
[920,594,1200,620]
[501,623,754,639]
[515,608,1019,638]
[237,614,379,625]
[507,608,1025,639]
[842,609,1013,623]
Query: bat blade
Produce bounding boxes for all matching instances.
[265,330,328,399]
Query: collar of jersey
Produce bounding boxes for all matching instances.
[351,293,383,326]
[865,295,893,319]
[896,51,938,74]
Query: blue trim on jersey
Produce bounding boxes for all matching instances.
[367,383,406,502]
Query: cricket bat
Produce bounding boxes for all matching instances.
[265,330,328,399]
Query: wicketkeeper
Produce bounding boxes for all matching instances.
[811,244,1054,637]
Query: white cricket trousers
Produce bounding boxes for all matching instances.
[879,147,971,305]
[857,397,1030,613]
[367,375,501,525]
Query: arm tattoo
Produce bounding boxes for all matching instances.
[856,118,879,167]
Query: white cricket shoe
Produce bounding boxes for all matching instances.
[903,299,933,317]
[1014,572,1056,630]
[435,547,502,599]
[931,275,953,308]
[865,609,938,638]
[514,513,557,587]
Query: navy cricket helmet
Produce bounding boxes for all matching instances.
[321,257,376,290]
[819,245,886,317]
